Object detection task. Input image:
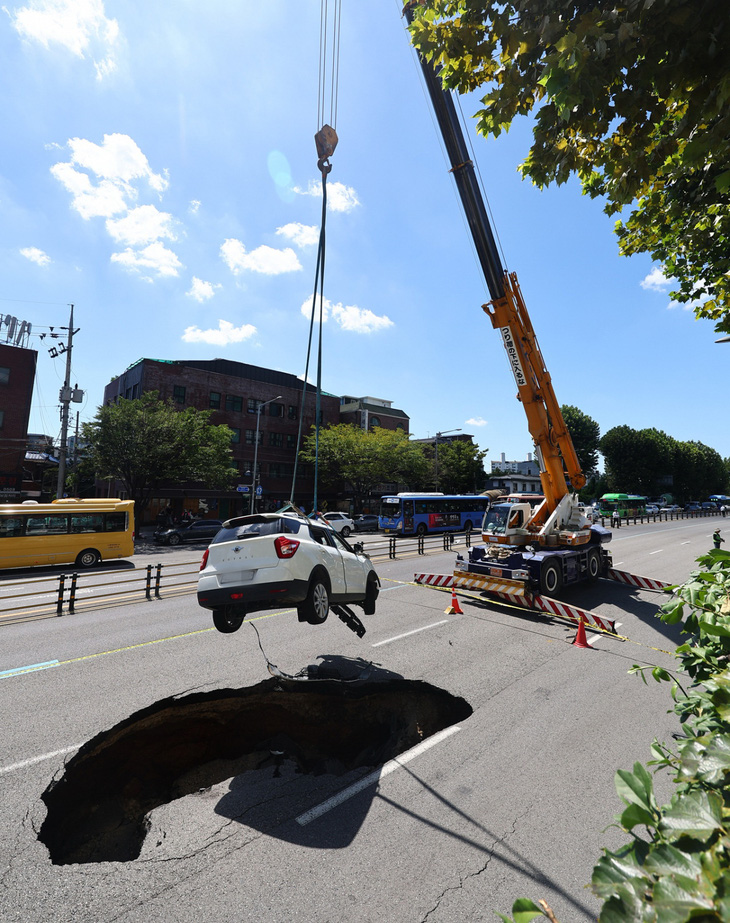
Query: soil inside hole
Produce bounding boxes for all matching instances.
[39,661,472,864]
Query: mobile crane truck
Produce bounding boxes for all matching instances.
[403,3,615,603]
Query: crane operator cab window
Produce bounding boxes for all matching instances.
[508,508,524,529]
[483,505,509,535]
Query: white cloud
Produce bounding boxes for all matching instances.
[110,241,182,279]
[20,246,51,266]
[294,179,360,213]
[189,199,201,214]
[106,205,177,246]
[276,222,319,248]
[640,266,671,292]
[300,295,394,334]
[7,0,120,79]
[186,276,219,302]
[182,319,256,346]
[50,162,128,218]
[67,133,168,192]
[466,417,487,427]
[220,238,301,275]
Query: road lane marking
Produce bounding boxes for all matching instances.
[0,660,59,678]
[296,725,462,825]
[650,550,663,555]
[371,620,449,648]
[0,744,83,776]
[681,542,691,545]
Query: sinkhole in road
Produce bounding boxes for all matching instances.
[39,665,472,865]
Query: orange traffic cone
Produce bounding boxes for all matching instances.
[445,588,464,615]
[572,618,591,649]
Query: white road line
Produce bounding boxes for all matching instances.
[681,541,691,545]
[296,725,462,825]
[371,620,449,648]
[0,744,82,776]
[649,550,663,555]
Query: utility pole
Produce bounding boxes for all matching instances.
[55,305,82,499]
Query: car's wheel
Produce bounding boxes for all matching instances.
[586,548,601,581]
[168,533,181,546]
[212,607,245,633]
[341,526,351,538]
[539,559,563,596]
[75,548,101,568]
[362,573,379,615]
[416,523,427,537]
[298,574,330,625]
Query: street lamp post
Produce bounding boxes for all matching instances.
[434,428,461,491]
[251,395,282,513]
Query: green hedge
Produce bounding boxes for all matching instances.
[500,548,730,923]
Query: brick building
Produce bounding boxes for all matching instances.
[0,343,37,499]
[104,358,341,523]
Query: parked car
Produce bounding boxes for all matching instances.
[321,511,355,537]
[685,502,701,512]
[660,504,681,513]
[154,519,223,546]
[645,504,660,515]
[354,514,380,533]
[197,512,380,633]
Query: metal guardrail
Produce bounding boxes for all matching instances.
[0,511,723,626]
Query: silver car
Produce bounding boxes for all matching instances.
[197,512,379,633]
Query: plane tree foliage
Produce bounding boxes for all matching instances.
[434,439,487,493]
[600,424,728,498]
[299,424,431,508]
[561,403,600,476]
[82,391,237,510]
[408,0,730,332]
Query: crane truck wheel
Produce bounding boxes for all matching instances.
[586,548,601,581]
[539,559,563,596]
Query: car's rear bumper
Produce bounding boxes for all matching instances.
[197,578,309,613]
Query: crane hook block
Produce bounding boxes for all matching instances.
[315,124,338,174]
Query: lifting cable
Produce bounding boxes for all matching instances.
[289,0,342,512]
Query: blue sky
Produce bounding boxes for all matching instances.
[2,0,727,468]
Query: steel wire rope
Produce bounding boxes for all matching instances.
[289,0,341,510]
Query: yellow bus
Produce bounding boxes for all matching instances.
[0,498,135,570]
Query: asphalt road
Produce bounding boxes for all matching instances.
[0,517,721,923]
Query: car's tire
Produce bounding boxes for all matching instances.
[75,548,101,568]
[212,607,245,633]
[539,559,563,596]
[168,533,181,546]
[362,574,379,615]
[341,526,351,538]
[298,574,330,625]
[586,548,601,581]
[416,523,427,537]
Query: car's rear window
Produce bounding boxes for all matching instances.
[211,516,301,544]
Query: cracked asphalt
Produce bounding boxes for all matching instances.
[1,519,704,922]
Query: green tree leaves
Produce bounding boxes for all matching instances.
[408,0,730,332]
[82,391,236,510]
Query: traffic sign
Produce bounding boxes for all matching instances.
[237,484,250,493]
[256,485,263,495]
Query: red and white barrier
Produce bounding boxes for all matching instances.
[414,573,454,588]
[607,568,671,591]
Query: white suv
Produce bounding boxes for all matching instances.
[321,511,354,537]
[197,512,379,633]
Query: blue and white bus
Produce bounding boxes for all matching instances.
[379,493,491,536]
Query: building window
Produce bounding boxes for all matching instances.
[230,428,241,444]
[286,434,297,449]
[226,394,243,412]
[288,405,297,420]
[247,398,258,414]
[369,415,380,429]
[269,432,283,447]
[245,429,263,446]
[173,385,186,404]
[209,391,221,410]
[0,367,9,385]
[269,462,293,479]
[268,402,284,418]
[0,410,4,428]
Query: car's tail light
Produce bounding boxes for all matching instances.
[200,549,209,571]
[275,535,300,558]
